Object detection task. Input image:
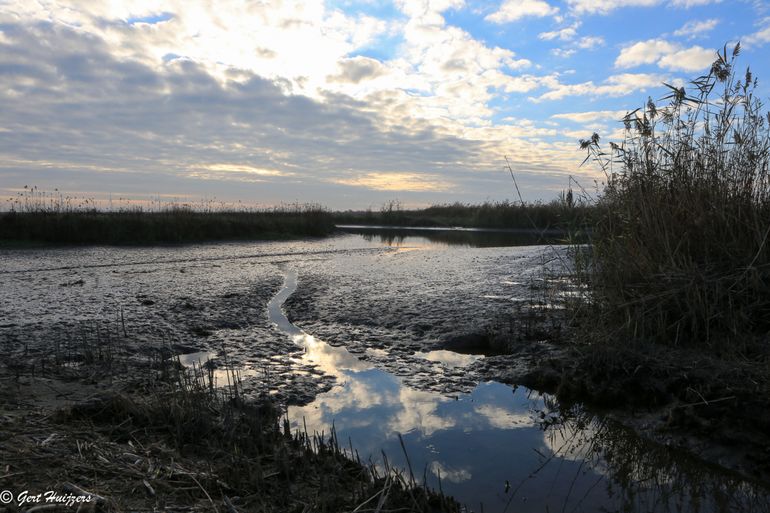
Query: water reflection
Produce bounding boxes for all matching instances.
[337,225,566,248]
[270,270,770,513]
[540,406,770,513]
[414,349,484,368]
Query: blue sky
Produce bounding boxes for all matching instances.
[1,0,768,209]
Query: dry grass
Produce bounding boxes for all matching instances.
[0,188,335,245]
[577,44,770,350]
[0,320,459,513]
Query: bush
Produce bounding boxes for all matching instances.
[579,44,770,348]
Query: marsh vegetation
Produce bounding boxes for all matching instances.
[0,188,334,244]
[2,45,770,513]
[576,44,770,349]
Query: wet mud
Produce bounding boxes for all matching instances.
[2,233,769,512]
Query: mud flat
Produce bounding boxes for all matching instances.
[2,232,769,512]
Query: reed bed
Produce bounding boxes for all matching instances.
[577,44,770,350]
[335,198,594,232]
[0,188,335,244]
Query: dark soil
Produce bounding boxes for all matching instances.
[0,362,458,513]
[481,338,770,484]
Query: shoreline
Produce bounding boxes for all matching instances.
[2,236,769,511]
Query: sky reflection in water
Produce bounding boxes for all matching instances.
[275,235,770,513]
[276,268,603,512]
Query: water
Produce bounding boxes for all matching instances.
[337,224,567,248]
[2,230,769,512]
[264,261,769,513]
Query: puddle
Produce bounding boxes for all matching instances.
[175,350,260,386]
[414,349,484,368]
[176,351,216,366]
[268,269,770,513]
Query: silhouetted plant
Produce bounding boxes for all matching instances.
[578,44,770,348]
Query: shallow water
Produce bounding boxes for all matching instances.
[269,263,770,513]
[2,231,769,512]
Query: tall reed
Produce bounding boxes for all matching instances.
[579,44,770,348]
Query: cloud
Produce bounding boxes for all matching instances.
[576,36,605,49]
[486,0,559,24]
[539,22,602,51]
[615,39,715,72]
[657,46,715,71]
[744,18,770,47]
[534,73,665,101]
[566,0,660,14]
[671,0,721,6]
[552,110,629,123]
[332,172,454,192]
[539,22,579,41]
[328,56,386,83]
[552,48,576,58]
[0,22,486,201]
[191,164,291,180]
[615,39,677,67]
[566,0,720,15]
[0,1,605,205]
[673,18,719,38]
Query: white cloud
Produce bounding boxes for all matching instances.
[671,0,721,6]
[552,48,576,58]
[534,73,665,101]
[577,36,605,49]
[566,0,660,15]
[615,39,714,72]
[486,0,559,23]
[673,18,719,38]
[566,0,720,15]
[539,22,579,41]
[657,46,715,71]
[552,110,629,123]
[744,18,770,47]
[0,5,597,205]
[332,172,454,192]
[615,39,678,67]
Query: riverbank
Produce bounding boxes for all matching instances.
[0,208,335,245]
[479,331,770,484]
[334,200,594,233]
[0,357,458,513]
[3,235,769,511]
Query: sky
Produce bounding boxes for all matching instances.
[1,0,769,209]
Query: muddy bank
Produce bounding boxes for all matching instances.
[486,341,770,484]
[280,240,770,486]
[4,234,769,509]
[0,358,458,513]
[283,241,565,394]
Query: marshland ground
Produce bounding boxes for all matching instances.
[2,50,770,512]
[1,222,769,513]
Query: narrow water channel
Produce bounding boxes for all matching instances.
[267,269,770,513]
